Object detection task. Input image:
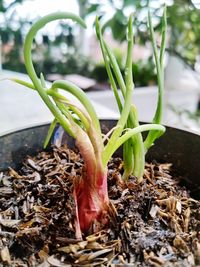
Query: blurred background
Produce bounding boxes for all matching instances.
[0,0,200,134]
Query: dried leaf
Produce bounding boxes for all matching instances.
[0,246,11,264]
[149,205,159,218]
[27,172,41,183]
[173,236,190,253]
[16,227,42,236]
[176,201,182,214]
[47,255,70,266]
[86,231,106,242]
[86,241,103,250]
[87,248,112,260]
[0,186,13,196]
[9,168,23,179]
[27,158,42,171]
[183,207,190,232]
[33,206,52,213]
[193,239,200,264]
[2,176,12,187]
[0,219,21,228]
[38,250,49,262]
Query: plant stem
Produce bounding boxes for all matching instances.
[51,80,102,143]
[95,17,123,112]
[123,14,136,180]
[23,12,86,138]
[97,17,133,168]
[98,15,145,179]
[102,75,132,167]
[144,7,167,151]
[103,124,165,165]
[160,5,167,70]
[44,118,57,148]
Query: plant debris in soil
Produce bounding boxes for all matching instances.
[0,145,200,267]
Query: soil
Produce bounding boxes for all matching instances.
[0,145,199,267]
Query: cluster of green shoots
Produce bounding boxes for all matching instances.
[11,8,167,238]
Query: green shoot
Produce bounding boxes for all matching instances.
[96,7,167,181]
[144,6,167,151]
[9,10,166,237]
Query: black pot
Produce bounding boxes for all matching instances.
[0,120,200,198]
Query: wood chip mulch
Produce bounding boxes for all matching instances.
[0,145,200,266]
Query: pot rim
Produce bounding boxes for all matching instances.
[0,119,199,138]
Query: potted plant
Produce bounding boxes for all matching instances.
[0,8,200,266]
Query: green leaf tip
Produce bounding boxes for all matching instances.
[128,13,133,31]
[163,5,167,27]
[95,16,101,39]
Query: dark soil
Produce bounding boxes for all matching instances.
[0,145,199,266]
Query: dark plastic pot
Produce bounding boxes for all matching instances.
[0,120,200,198]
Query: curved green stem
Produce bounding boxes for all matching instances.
[148,10,163,124]
[125,14,133,93]
[144,8,167,151]
[103,42,126,98]
[122,133,134,180]
[9,78,35,90]
[95,17,122,111]
[160,5,167,70]
[102,15,134,167]
[51,81,104,165]
[51,80,102,142]
[23,12,86,138]
[48,90,90,130]
[102,86,132,167]
[122,14,136,179]
[44,118,57,148]
[128,105,145,179]
[40,73,47,88]
[97,15,145,178]
[102,124,165,168]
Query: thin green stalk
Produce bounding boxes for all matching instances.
[40,74,91,130]
[144,7,167,151]
[147,10,163,124]
[51,81,104,166]
[102,16,134,167]
[105,15,145,179]
[44,118,57,148]
[123,15,145,181]
[102,80,132,167]
[117,125,165,150]
[128,105,145,181]
[51,80,102,142]
[95,17,122,112]
[122,126,134,180]
[160,5,167,70]
[23,12,86,138]
[49,91,90,130]
[96,20,136,176]
[96,14,145,179]
[124,14,133,94]
[123,14,136,180]
[9,77,90,132]
[39,74,61,149]
[102,124,165,166]
[103,42,126,97]
[96,17,135,177]
[40,73,47,87]
[9,78,35,89]
[55,101,74,122]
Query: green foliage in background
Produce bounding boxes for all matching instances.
[1,0,200,84]
[90,0,200,68]
[92,55,157,87]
